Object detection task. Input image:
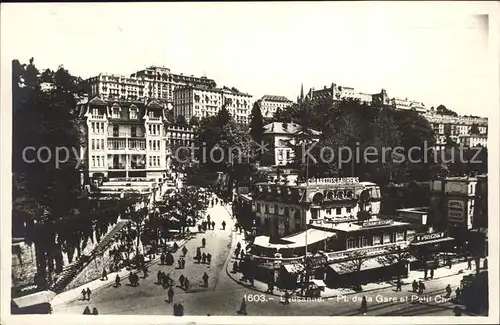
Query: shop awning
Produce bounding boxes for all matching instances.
[283,263,305,274]
[282,229,336,248]
[12,290,56,309]
[410,237,455,246]
[310,279,326,287]
[252,236,293,249]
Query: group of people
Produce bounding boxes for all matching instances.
[412,280,427,294]
[82,306,99,315]
[445,284,462,302]
[195,245,212,265]
[234,242,245,259]
[160,252,175,266]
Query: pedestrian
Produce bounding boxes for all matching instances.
[207,253,212,265]
[202,272,209,287]
[85,288,92,300]
[424,268,428,280]
[198,225,202,232]
[222,220,226,230]
[167,287,174,303]
[236,242,241,250]
[238,298,247,315]
[418,281,425,294]
[157,270,163,285]
[196,248,201,262]
[128,272,133,286]
[430,268,434,279]
[81,289,87,301]
[202,238,206,248]
[165,272,172,286]
[173,242,179,252]
[179,274,185,288]
[92,307,99,315]
[235,247,240,258]
[202,252,207,264]
[182,246,188,257]
[115,274,121,287]
[447,257,452,269]
[240,250,245,259]
[181,257,186,269]
[83,306,91,314]
[455,287,461,302]
[178,258,182,269]
[232,261,239,273]
[143,265,148,278]
[101,268,108,281]
[445,284,452,298]
[184,278,190,290]
[360,296,368,315]
[211,221,215,230]
[133,273,139,286]
[467,259,472,270]
[160,253,165,265]
[395,278,402,292]
[284,290,290,305]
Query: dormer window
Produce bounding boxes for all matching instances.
[130,108,138,119]
[112,107,120,119]
[148,111,154,118]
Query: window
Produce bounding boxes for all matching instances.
[326,208,332,215]
[346,237,358,249]
[336,207,342,215]
[96,156,100,167]
[274,205,278,214]
[346,207,352,213]
[131,126,137,137]
[113,126,119,137]
[396,232,405,242]
[362,236,370,247]
[92,108,98,116]
[92,156,95,167]
[373,235,381,245]
[101,139,105,149]
[383,233,391,244]
[91,122,95,133]
[100,123,104,133]
[96,139,100,150]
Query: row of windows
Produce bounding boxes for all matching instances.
[91,155,106,168]
[326,207,352,215]
[91,139,105,151]
[148,124,161,136]
[346,232,405,249]
[149,156,161,167]
[149,140,161,151]
[91,122,105,134]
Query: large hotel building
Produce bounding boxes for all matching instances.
[173,85,254,125]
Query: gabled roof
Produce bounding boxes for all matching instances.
[261,95,292,102]
[88,96,107,106]
[147,100,164,110]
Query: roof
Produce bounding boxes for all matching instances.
[88,96,107,106]
[12,290,56,309]
[263,122,321,136]
[410,237,454,246]
[282,228,337,248]
[328,257,388,274]
[323,219,411,233]
[261,95,292,102]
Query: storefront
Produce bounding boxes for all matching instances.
[408,231,455,269]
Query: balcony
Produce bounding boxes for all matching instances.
[109,132,132,138]
[91,114,105,120]
[148,117,161,122]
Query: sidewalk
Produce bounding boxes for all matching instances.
[51,236,191,307]
[225,229,481,299]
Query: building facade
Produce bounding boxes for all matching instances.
[423,112,488,148]
[251,177,381,238]
[173,85,253,125]
[262,122,321,166]
[85,65,216,104]
[303,83,391,107]
[257,95,294,119]
[390,97,427,113]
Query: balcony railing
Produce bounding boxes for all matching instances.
[148,117,161,121]
[91,114,105,119]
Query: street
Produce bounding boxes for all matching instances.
[53,200,466,316]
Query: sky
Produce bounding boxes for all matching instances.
[1,2,498,118]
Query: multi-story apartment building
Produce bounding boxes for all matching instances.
[78,96,169,185]
[173,85,254,125]
[423,111,488,148]
[256,95,294,119]
[303,83,391,106]
[262,122,321,166]
[85,66,216,104]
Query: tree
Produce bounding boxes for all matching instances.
[250,102,265,145]
[189,116,200,127]
[119,191,148,264]
[175,115,188,128]
[376,245,410,283]
[436,104,458,116]
[12,59,84,281]
[340,251,368,291]
[469,123,480,135]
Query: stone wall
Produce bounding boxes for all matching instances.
[11,241,38,288]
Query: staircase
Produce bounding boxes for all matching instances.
[50,220,130,293]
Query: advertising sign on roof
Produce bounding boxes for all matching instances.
[309,177,360,185]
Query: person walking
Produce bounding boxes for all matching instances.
[198,225,202,233]
[173,242,179,252]
[181,257,186,269]
[179,274,185,288]
[202,252,207,264]
[207,215,211,224]
[143,265,149,278]
[455,287,461,302]
[232,261,239,273]
[445,284,452,298]
[85,288,92,300]
[167,287,174,303]
[115,274,121,287]
[202,238,206,248]
[81,289,87,301]
[235,247,241,258]
[211,221,215,230]
[222,220,226,230]
[412,280,418,293]
[101,268,108,281]
[207,253,212,265]
[178,258,182,269]
[467,259,472,270]
[395,278,402,292]
[236,242,241,250]
[184,278,190,291]
[182,246,188,257]
[238,298,247,315]
[418,281,425,294]
[360,296,368,315]
[202,272,209,287]
[283,290,290,305]
[430,268,434,279]
[157,270,163,285]
[160,253,165,265]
